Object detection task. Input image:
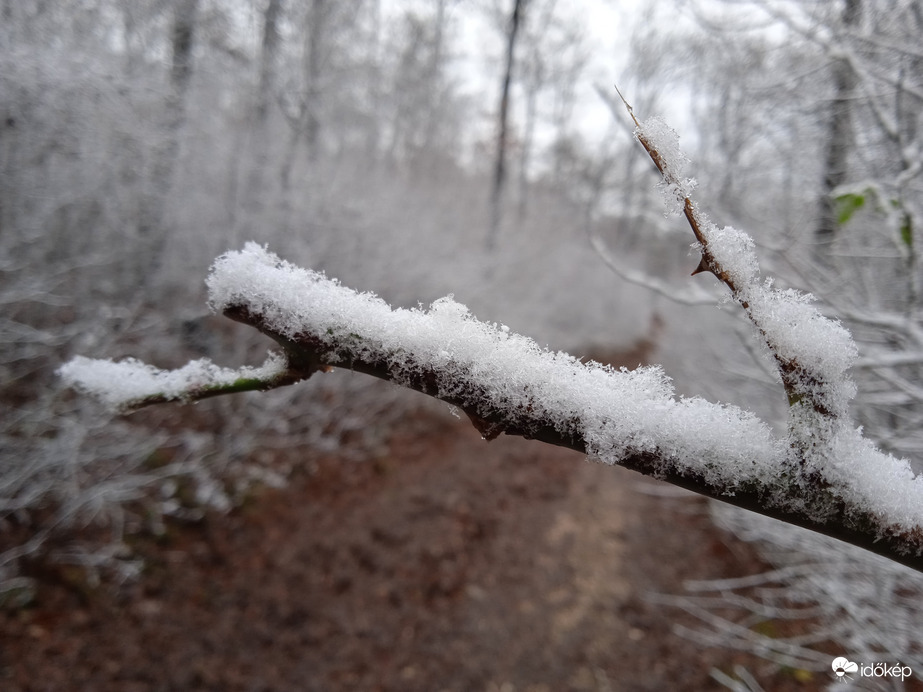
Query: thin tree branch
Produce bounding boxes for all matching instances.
[59,95,923,573]
[58,248,923,571]
[222,300,923,572]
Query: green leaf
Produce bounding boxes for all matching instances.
[900,213,913,248]
[835,192,866,225]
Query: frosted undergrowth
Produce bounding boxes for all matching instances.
[691,502,923,678]
[58,352,288,411]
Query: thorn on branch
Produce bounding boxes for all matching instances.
[691,255,716,278]
[464,410,506,441]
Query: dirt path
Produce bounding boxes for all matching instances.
[1,405,827,691]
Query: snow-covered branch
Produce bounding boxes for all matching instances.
[621,93,857,424]
[58,352,303,412]
[60,241,923,572]
[59,100,923,573]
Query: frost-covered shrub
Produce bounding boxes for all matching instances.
[0,43,412,603]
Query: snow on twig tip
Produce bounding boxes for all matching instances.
[57,352,290,412]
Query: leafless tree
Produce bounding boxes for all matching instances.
[487,0,528,248]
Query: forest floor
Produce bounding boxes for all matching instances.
[2,345,849,691]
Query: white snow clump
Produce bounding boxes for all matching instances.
[636,116,697,215]
[58,351,287,411]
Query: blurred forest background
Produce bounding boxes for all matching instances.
[2,0,922,687]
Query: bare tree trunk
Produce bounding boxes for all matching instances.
[280,0,330,190]
[238,0,281,223]
[517,72,539,220]
[169,0,197,96]
[365,0,383,159]
[487,0,527,249]
[419,0,447,156]
[815,0,861,254]
[257,0,282,127]
[137,0,199,290]
[899,3,922,313]
[303,0,327,161]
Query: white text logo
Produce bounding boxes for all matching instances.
[832,657,912,683]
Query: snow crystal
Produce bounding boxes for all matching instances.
[637,116,690,178]
[825,427,923,532]
[698,223,760,287]
[636,116,697,214]
[57,351,287,412]
[746,283,858,412]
